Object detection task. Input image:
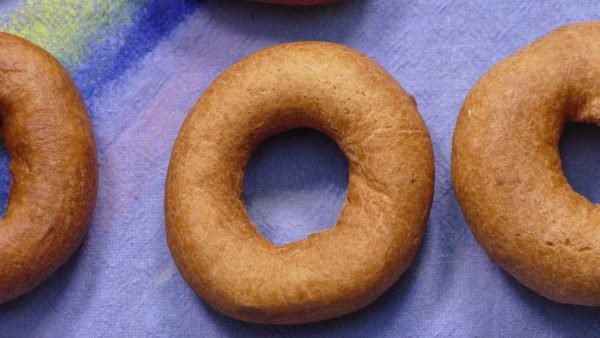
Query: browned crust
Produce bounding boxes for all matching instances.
[165,42,434,324]
[0,33,98,303]
[452,22,600,306]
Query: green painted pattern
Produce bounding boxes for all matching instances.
[0,0,143,68]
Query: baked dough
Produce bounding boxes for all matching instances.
[452,22,600,306]
[165,42,434,323]
[0,33,98,303]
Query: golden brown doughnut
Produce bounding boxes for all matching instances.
[165,42,434,323]
[0,33,97,304]
[452,22,600,306]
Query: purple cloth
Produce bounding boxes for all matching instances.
[1,0,600,336]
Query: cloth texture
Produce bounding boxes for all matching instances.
[0,0,599,336]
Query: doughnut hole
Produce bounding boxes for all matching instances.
[559,122,600,204]
[0,141,10,216]
[243,128,349,246]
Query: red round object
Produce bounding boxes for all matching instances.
[249,0,339,5]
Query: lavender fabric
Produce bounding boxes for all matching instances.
[1,0,600,336]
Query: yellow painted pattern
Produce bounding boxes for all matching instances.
[0,0,138,67]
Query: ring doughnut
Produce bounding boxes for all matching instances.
[0,33,97,303]
[165,42,434,323]
[452,22,600,305]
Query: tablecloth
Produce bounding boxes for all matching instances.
[1,1,599,336]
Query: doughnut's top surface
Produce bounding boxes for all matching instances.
[165,41,434,323]
[452,22,600,306]
[0,33,98,304]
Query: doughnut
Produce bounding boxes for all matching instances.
[165,42,434,323]
[0,33,97,304]
[452,22,600,306]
